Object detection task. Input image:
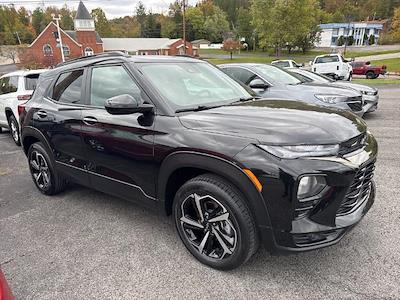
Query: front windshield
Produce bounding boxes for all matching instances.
[138,62,253,110]
[254,65,301,85]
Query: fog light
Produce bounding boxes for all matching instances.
[297,176,326,200]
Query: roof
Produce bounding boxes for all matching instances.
[29,22,83,48]
[319,22,383,30]
[0,69,48,78]
[65,30,103,44]
[102,38,182,52]
[191,39,210,44]
[75,1,92,20]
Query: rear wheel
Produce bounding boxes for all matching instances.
[8,115,21,146]
[366,71,375,79]
[347,72,352,81]
[28,142,67,195]
[173,173,258,270]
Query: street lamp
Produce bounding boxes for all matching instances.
[52,13,65,63]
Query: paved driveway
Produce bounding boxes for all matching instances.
[0,87,399,299]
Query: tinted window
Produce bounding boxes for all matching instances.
[25,74,40,91]
[53,70,84,104]
[223,67,255,84]
[272,61,290,68]
[0,76,18,94]
[315,56,339,64]
[90,65,142,107]
[254,65,301,85]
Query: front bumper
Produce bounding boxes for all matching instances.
[235,134,378,254]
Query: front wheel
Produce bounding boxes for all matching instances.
[8,115,21,146]
[173,174,259,270]
[347,72,353,81]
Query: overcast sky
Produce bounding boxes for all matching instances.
[8,0,198,18]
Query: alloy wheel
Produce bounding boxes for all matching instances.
[10,120,19,142]
[179,193,238,260]
[30,150,51,190]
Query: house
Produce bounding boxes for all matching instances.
[102,38,198,56]
[191,39,211,49]
[25,1,103,67]
[317,22,384,47]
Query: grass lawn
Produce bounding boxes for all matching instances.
[345,49,400,58]
[353,78,400,85]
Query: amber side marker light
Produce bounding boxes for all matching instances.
[243,169,263,192]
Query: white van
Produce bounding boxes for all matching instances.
[310,54,352,81]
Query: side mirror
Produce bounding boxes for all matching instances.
[249,78,269,90]
[366,61,371,65]
[105,94,154,115]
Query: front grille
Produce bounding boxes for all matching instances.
[338,133,367,156]
[337,161,375,216]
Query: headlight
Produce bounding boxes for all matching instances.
[361,90,376,96]
[259,144,339,159]
[298,176,327,200]
[315,94,348,104]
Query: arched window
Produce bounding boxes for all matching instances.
[62,45,70,57]
[43,44,53,56]
[84,47,94,56]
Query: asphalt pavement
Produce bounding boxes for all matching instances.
[0,86,399,299]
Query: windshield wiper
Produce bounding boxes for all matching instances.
[175,105,222,113]
[231,96,261,104]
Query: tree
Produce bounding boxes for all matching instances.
[32,8,46,36]
[91,8,112,37]
[337,35,345,46]
[0,45,24,64]
[222,38,242,59]
[60,6,74,30]
[391,7,400,40]
[368,34,375,45]
[135,1,147,37]
[186,6,206,40]
[203,6,229,42]
[236,7,254,49]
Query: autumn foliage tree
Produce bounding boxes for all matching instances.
[222,38,242,59]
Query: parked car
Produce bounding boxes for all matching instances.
[20,53,377,270]
[219,63,364,116]
[350,61,387,79]
[310,54,353,81]
[271,59,303,68]
[0,69,47,145]
[0,268,14,300]
[288,68,379,113]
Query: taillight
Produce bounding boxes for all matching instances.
[17,94,31,101]
[18,104,26,117]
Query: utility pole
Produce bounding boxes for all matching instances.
[15,32,21,45]
[52,14,65,63]
[182,0,187,54]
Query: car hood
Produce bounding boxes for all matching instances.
[330,81,377,93]
[179,99,367,145]
[294,82,362,97]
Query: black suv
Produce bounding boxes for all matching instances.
[20,53,377,270]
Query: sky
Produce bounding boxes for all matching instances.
[4,0,198,18]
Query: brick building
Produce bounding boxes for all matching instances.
[25,1,103,67]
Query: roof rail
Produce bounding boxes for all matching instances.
[56,51,129,67]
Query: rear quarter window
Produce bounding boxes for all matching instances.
[24,74,40,91]
[0,76,18,94]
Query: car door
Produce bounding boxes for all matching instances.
[80,63,156,208]
[0,76,18,127]
[33,68,89,185]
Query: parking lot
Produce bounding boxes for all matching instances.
[0,86,399,300]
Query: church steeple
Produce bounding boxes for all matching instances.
[74,1,95,31]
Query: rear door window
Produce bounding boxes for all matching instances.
[0,76,18,94]
[223,67,255,84]
[24,74,40,91]
[52,70,84,104]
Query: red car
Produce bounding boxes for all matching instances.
[0,269,14,300]
[351,61,387,79]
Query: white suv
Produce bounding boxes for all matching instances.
[310,54,352,81]
[0,69,47,145]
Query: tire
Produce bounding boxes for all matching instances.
[347,72,352,81]
[173,173,259,270]
[366,71,375,79]
[0,127,2,133]
[8,114,21,146]
[28,142,67,195]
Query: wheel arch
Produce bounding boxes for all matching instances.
[4,107,13,121]
[158,151,272,230]
[21,126,52,156]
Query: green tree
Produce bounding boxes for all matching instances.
[337,35,345,46]
[236,7,254,49]
[135,1,147,37]
[368,34,375,45]
[186,6,206,40]
[32,8,46,36]
[203,6,229,42]
[91,8,112,37]
[60,6,74,30]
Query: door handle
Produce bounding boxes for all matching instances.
[83,116,98,126]
[37,110,47,118]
